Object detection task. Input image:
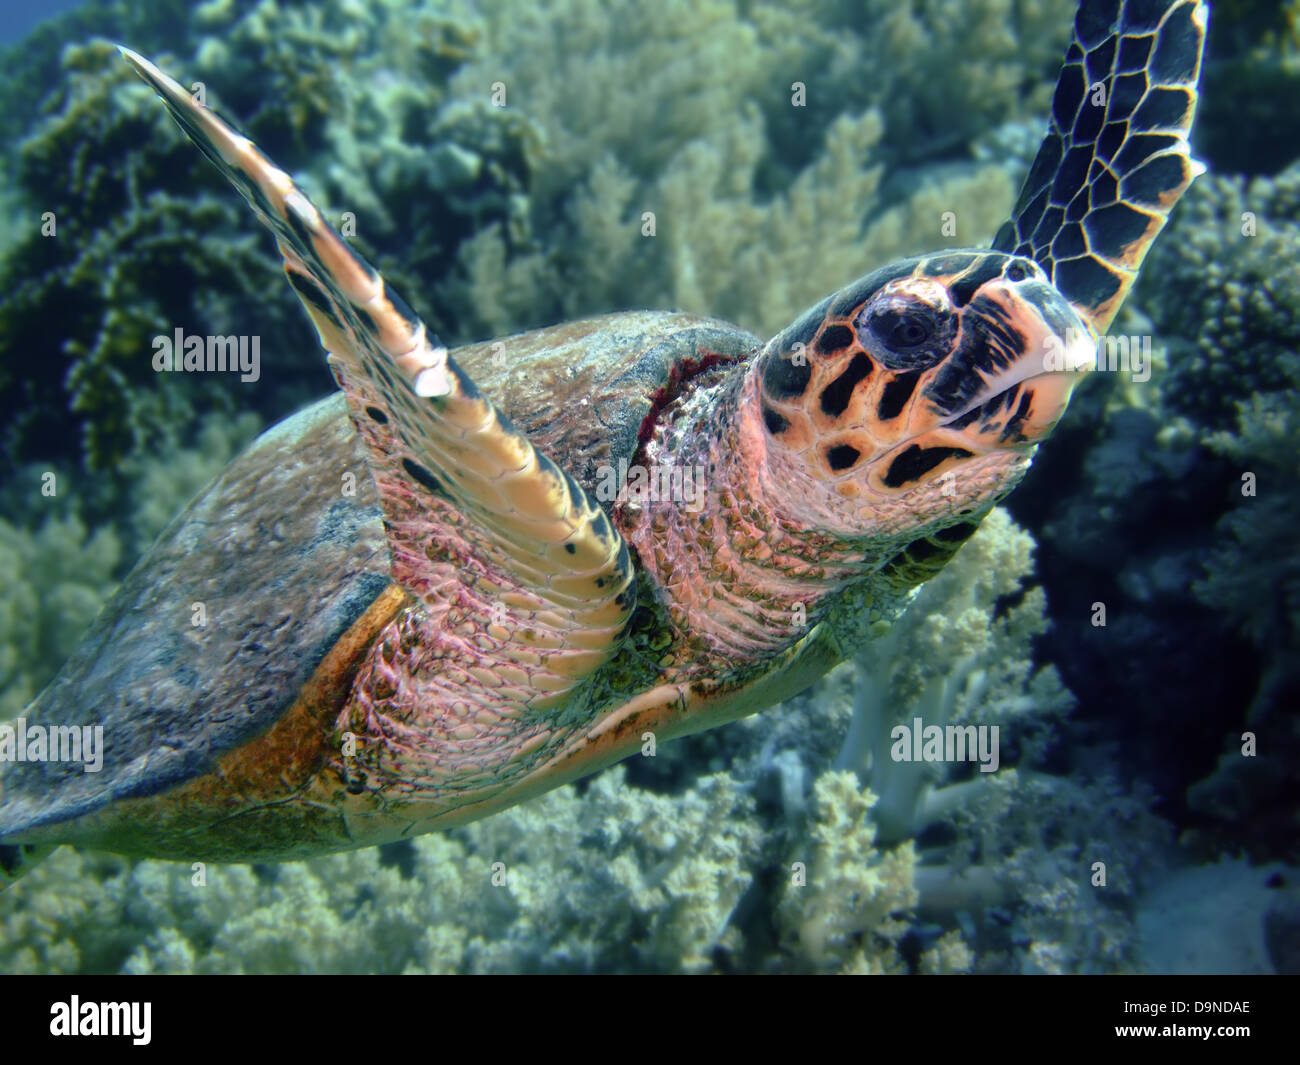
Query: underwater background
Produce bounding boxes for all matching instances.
[0,0,1295,974]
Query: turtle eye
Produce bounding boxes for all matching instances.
[872,308,933,350]
[855,294,955,372]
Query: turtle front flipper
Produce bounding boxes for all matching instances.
[992,0,1207,335]
[120,49,635,704]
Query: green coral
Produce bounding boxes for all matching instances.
[445,0,1059,339]
[1119,162,1300,856]
[0,36,306,475]
[0,768,758,973]
[1137,162,1300,430]
[0,0,528,479]
[1183,359,1300,853]
[836,509,1075,843]
[943,772,1171,973]
[0,513,121,720]
[777,771,917,973]
[815,0,1075,164]
[1196,361,1300,661]
[0,760,928,974]
[823,509,1172,972]
[0,0,1194,975]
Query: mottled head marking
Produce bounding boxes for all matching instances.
[752,251,1092,539]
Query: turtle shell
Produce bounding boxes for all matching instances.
[0,311,758,848]
[0,396,389,842]
[453,310,760,491]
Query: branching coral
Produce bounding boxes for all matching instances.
[818,0,1076,164]
[835,509,1074,844]
[456,767,761,973]
[944,772,1171,973]
[777,771,917,973]
[1194,359,1300,696]
[0,36,310,475]
[444,0,1062,339]
[1117,163,1300,856]
[1,767,762,974]
[0,514,121,720]
[1137,162,1300,430]
[0,0,526,478]
[1183,356,1300,855]
[820,510,1171,971]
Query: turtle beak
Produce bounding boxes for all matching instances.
[853,278,1090,505]
[930,277,1094,449]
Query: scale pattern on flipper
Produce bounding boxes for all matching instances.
[119,48,635,693]
[992,0,1207,334]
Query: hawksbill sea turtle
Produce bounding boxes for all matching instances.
[0,0,1207,886]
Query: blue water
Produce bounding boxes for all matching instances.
[0,0,84,44]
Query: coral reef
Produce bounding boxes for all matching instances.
[0,34,311,477]
[1183,355,1300,855]
[1138,164,1300,430]
[776,771,918,974]
[0,0,528,480]
[835,509,1075,844]
[443,0,1058,339]
[0,514,121,721]
[2,509,1163,975]
[827,508,1168,972]
[1015,160,1300,862]
[1195,356,1300,694]
[2,0,1294,976]
[0,769,760,974]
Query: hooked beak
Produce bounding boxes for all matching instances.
[932,282,1096,450]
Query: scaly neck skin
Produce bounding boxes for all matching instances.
[618,357,886,679]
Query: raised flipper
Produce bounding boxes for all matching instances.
[993,0,1207,335]
[119,48,635,703]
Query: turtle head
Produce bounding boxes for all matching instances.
[752,251,1094,543]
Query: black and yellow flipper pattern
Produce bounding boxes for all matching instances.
[119,48,636,694]
[993,0,1208,335]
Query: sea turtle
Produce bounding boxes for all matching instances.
[0,0,1207,886]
